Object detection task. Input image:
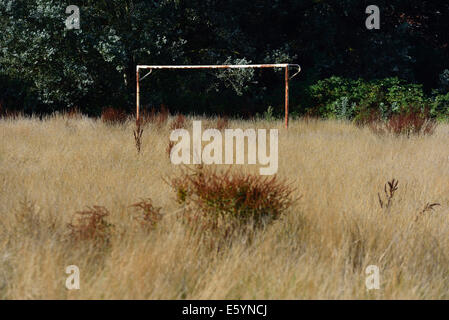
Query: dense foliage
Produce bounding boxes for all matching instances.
[305,76,449,121]
[1,1,449,117]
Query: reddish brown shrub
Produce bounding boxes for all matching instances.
[142,105,169,127]
[140,107,155,125]
[368,109,437,137]
[130,198,163,230]
[67,206,114,246]
[101,107,127,125]
[386,111,436,136]
[169,167,297,240]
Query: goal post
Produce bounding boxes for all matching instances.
[136,63,301,128]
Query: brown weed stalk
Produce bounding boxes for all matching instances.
[415,202,440,222]
[133,119,144,154]
[378,179,398,209]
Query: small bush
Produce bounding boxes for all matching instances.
[385,81,427,113]
[142,105,169,127]
[368,110,436,137]
[386,111,436,136]
[331,96,356,120]
[262,106,276,121]
[67,206,114,247]
[430,92,449,119]
[354,108,382,127]
[169,167,296,240]
[130,198,163,230]
[101,107,127,125]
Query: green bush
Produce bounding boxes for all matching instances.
[304,77,430,121]
[385,80,428,113]
[431,92,449,119]
[307,76,353,118]
[331,97,356,120]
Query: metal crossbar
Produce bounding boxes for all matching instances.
[136,64,301,128]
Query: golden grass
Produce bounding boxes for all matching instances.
[1,114,449,299]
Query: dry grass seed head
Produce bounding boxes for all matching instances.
[415,202,441,222]
[378,178,398,209]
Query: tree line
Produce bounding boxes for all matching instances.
[1,1,448,118]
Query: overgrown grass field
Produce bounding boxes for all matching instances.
[1,114,449,299]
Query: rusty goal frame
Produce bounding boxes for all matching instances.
[136,63,301,128]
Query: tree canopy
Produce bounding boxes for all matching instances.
[1,1,448,117]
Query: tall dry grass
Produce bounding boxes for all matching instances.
[0,115,449,299]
